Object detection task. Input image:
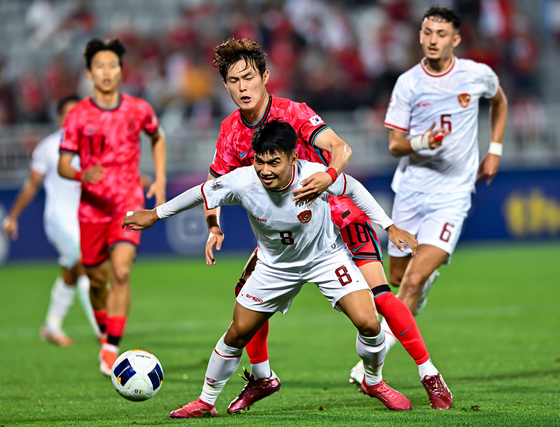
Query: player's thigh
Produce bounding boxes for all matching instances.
[340,215,384,265]
[416,192,471,258]
[44,214,81,270]
[402,244,449,287]
[237,262,304,315]
[357,261,388,289]
[389,255,412,286]
[308,249,371,311]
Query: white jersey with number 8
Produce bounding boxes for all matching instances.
[385,56,499,194]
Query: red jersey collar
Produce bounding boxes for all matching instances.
[90,94,123,111]
[420,56,456,77]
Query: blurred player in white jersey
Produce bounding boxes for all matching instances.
[3,95,98,346]
[380,7,507,354]
[123,120,419,417]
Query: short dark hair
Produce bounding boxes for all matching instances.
[422,6,461,30]
[213,37,267,81]
[84,38,126,69]
[56,94,80,115]
[251,119,297,157]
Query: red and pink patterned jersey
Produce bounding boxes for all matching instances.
[60,94,159,224]
[209,94,363,229]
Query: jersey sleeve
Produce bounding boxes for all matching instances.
[384,75,411,133]
[326,172,348,197]
[200,171,240,210]
[209,123,243,178]
[60,107,80,155]
[30,142,48,175]
[141,101,159,136]
[477,63,500,99]
[289,102,330,148]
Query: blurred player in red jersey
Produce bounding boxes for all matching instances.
[204,38,451,412]
[57,39,167,375]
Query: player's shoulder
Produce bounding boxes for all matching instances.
[220,109,241,128]
[121,93,152,109]
[272,95,313,114]
[297,159,326,177]
[456,58,495,75]
[394,63,423,88]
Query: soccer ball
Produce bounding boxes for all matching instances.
[111,349,164,401]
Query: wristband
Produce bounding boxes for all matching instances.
[326,167,338,183]
[74,170,84,182]
[488,142,503,156]
[409,132,431,152]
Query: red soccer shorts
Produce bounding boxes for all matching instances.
[80,216,141,267]
[340,214,383,267]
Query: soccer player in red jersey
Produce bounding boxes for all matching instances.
[203,38,451,412]
[57,39,167,375]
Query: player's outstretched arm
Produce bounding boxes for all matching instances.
[293,128,352,206]
[203,173,224,265]
[340,174,417,255]
[2,169,44,240]
[147,129,167,206]
[388,122,448,157]
[477,86,508,185]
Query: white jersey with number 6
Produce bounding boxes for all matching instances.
[201,160,348,270]
[385,56,499,194]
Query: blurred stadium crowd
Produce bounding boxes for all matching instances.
[0,0,545,125]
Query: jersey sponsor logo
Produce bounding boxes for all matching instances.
[458,93,471,108]
[205,377,216,384]
[211,179,222,189]
[86,129,99,135]
[239,149,249,158]
[309,115,324,126]
[297,210,312,223]
[416,102,432,108]
[251,215,267,222]
[245,293,264,304]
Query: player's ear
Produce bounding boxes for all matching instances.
[222,79,229,91]
[86,69,93,81]
[290,151,298,165]
[262,70,270,86]
[453,33,461,48]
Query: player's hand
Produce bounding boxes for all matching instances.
[2,217,18,240]
[476,153,500,185]
[292,171,332,206]
[426,121,449,149]
[81,164,105,184]
[205,226,224,266]
[146,180,166,207]
[386,224,418,257]
[121,209,159,231]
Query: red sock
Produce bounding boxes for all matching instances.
[106,315,127,347]
[234,279,269,364]
[94,310,107,334]
[374,290,430,365]
[246,321,269,364]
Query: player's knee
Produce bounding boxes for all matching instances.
[224,326,251,348]
[112,265,131,285]
[355,316,381,337]
[401,272,424,297]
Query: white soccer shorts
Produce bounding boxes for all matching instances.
[236,248,370,315]
[44,212,81,269]
[388,186,472,260]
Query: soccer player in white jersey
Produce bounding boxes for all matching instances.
[123,120,419,418]
[352,6,508,376]
[3,95,98,346]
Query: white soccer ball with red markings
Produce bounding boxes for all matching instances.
[111,349,164,401]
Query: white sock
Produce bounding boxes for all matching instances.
[77,275,100,337]
[45,277,75,334]
[251,360,271,380]
[200,334,243,405]
[380,317,398,352]
[418,358,439,378]
[102,342,118,354]
[356,330,386,386]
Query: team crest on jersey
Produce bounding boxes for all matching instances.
[297,210,312,223]
[457,93,471,108]
[128,119,140,135]
[309,115,324,126]
[211,179,222,189]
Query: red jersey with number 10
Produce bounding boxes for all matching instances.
[60,94,159,224]
[209,95,363,229]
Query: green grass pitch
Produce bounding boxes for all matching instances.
[0,242,559,426]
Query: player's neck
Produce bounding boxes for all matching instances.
[241,93,270,125]
[424,55,454,74]
[92,89,120,109]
